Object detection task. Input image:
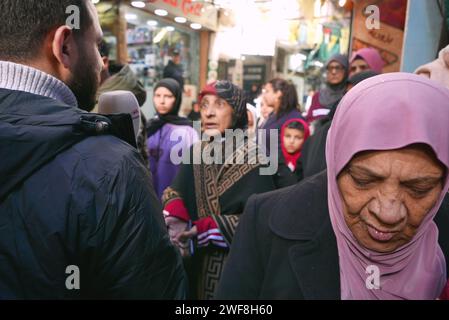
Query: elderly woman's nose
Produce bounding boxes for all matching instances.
[368,194,407,225]
[205,106,215,117]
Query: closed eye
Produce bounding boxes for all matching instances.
[350,176,377,188]
[401,180,442,198]
[346,167,382,188]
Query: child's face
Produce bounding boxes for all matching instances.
[283,128,305,154]
[261,98,274,119]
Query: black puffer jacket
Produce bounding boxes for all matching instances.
[0,89,186,299]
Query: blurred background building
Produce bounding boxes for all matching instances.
[92,0,449,118]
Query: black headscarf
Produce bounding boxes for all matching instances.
[199,80,248,130]
[319,54,349,108]
[147,78,192,136]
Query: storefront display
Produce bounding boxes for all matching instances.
[95,1,217,119]
[125,6,200,90]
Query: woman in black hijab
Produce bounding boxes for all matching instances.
[162,80,276,299]
[147,79,199,199]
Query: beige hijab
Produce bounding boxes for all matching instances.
[415,45,449,89]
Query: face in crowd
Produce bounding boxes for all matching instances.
[263,83,282,112]
[62,1,104,111]
[349,58,370,78]
[283,127,304,155]
[153,87,176,115]
[337,144,445,253]
[260,96,274,120]
[200,94,234,136]
[326,61,346,85]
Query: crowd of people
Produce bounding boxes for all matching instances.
[1,0,449,300]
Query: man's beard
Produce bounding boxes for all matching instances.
[68,54,100,112]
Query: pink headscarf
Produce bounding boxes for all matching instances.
[326,73,449,300]
[350,47,385,73]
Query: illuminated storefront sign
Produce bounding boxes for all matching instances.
[147,0,218,30]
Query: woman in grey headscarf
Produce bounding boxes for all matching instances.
[305,54,349,124]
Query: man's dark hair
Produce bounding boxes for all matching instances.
[0,0,92,62]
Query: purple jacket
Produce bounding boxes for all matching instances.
[147,124,199,199]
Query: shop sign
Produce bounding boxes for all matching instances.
[243,65,266,91]
[351,0,408,73]
[147,0,218,31]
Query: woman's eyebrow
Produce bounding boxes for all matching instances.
[348,165,385,179]
[401,176,444,185]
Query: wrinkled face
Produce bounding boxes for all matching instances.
[153,87,176,115]
[283,127,304,154]
[200,94,233,136]
[337,145,445,253]
[263,83,282,111]
[68,1,104,111]
[349,58,370,77]
[326,61,346,85]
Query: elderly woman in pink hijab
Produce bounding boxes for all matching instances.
[349,47,385,77]
[216,73,449,300]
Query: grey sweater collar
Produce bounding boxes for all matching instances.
[0,61,78,107]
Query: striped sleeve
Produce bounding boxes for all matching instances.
[194,217,228,248]
[211,214,240,247]
[193,214,241,249]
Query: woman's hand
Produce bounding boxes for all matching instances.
[165,216,188,243]
[174,226,198,257]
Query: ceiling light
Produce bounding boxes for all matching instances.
[131,1,145,8]
[174,17,187,23]
[155,9,168,16]
[190,23,202,30]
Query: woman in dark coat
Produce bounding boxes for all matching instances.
[216,73,449,300]
[162,80,276,300]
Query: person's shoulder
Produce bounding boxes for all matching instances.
[248,171,329,240]
[68,134,145,179]
[168,123,198,138]
[287,108,304,119]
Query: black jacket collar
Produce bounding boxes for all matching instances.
[269,171,340,299]
[288,219,341,299]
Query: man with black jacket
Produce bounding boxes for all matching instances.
[0,0,186,299]
[163,49,185,90]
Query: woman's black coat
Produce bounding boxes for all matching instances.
[216,171,449,299]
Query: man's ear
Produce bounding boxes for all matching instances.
[102,56,109,71]
[51,25,77,69]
